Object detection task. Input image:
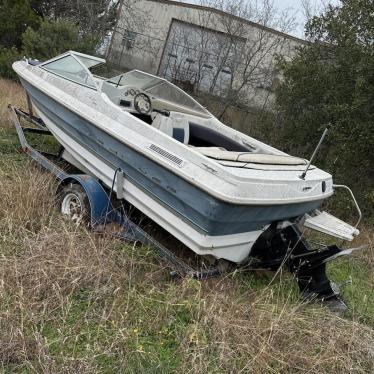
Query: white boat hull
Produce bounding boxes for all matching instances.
[13,59,333,263]
[37,105,265,262]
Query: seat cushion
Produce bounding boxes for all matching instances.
[151,113,173,137]
[194,147,307,165]
[151,112,190,144]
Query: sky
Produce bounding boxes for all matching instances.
[177,0,341,39]
[270,0,340,37]
[275,0,314,37]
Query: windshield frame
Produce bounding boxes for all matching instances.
[39,51,105,90]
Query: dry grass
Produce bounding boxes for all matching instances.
[0,77,373,372]
[183,285,374,373]
[0,163,57,237]
[0,78,26,126]
[351,226,374,269]
[0,192,373,373]
[0,173,372,373]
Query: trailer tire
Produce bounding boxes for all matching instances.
[59,183,91,225]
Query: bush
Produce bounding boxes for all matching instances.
[0,48,22,80]
[276,0,374,218]
[0,19,100,81]
[0,0,40,49]
[22,20,100,61]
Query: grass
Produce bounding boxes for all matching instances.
[0,78,373,373]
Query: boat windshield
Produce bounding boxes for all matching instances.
[107,70,209,115]
[40,51,105,89]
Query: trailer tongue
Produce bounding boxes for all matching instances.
[8,104,366,312]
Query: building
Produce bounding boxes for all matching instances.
[107,0,305,108]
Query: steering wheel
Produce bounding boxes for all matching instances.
[134,93,152,115]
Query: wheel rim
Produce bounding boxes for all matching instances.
[61,193,84,224]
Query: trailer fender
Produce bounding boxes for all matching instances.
[58,175,114,227]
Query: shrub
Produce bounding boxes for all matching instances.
[0,0,40,49]
[0,48,22,80]
[276,0,374,218]
[22,20,100,61]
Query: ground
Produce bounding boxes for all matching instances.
[0,78,373,373]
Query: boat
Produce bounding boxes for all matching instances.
[12,51,360,264]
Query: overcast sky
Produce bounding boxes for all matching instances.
[177,0,341,39]
[269,0,340,37]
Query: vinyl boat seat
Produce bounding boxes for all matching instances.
[193,147,308,166]
[151,112,190,144]
[150,113,308,168]
[101,82,123,105]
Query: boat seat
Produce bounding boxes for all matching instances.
[151,112,190,144]
[193,147,307,165]
[101,82,123,105]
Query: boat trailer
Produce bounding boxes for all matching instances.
[8,104,366,311]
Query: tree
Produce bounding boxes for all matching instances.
[159,0,297,114]
[0,0,40,48]
[30,0,120,43]
[276,0,374,216]
[0,0,122,80]
[106,0,157,66]
[210,0,297,115]
[0,48,22,79]
[22,20,99,61]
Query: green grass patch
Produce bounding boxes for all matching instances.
[328,257,374,326]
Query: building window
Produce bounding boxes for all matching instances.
[122,30,136,49]
[221,68,231,74]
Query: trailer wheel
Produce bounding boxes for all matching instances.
[59,183,91,225]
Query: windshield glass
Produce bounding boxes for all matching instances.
[108,70,161,89]
[41,54,96,88]
[76,55,104,69]
[145,81,205,113]
[106,70,209,115]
